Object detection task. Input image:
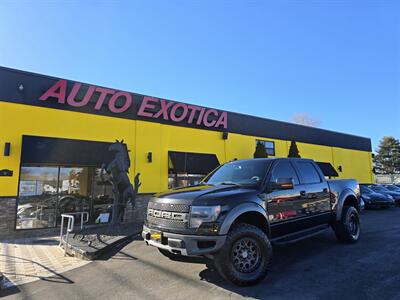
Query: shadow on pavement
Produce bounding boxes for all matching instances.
[197,232,339,300]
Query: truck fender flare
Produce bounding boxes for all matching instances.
[336,188,359,221]
[219,202,270,236]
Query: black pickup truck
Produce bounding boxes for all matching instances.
[142,158,361,285]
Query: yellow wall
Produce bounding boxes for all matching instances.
[0,102,135,196]
[332,147,373,184]
[0,102,374,196]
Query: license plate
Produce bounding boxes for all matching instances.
[150,230,162,242]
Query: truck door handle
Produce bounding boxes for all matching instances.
[300,191,306,197]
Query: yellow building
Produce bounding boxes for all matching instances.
[0,67,373,234]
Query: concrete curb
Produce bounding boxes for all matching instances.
[61,230,141,260]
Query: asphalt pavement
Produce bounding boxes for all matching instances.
[2,208,400,300]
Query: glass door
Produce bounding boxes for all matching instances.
[57,167,92,226]
[90,168,114,224]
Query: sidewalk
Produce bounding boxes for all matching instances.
[0,236,90,288]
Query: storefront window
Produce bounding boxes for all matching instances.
[91,168,114,224]
[16,165,116,229]
[17,166,59,229]
[168,151,220,189]
[168,172,204,189]
[57,167,92,225]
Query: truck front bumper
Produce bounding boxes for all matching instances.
[142,225,226,256]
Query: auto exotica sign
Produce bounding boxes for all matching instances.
[39,79,228,129]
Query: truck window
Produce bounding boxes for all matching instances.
[270,161,299,185]
[295,162,322,184]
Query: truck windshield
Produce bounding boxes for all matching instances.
[203,160,272,187]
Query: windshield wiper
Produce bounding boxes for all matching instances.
[198,182,214,186]
[219,181,241,186]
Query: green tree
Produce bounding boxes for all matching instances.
[254,141,268,158]
[288,141,301,158]
[373,136,400,176]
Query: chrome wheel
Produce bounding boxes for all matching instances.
[231,237,261,273]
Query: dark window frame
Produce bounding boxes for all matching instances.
[256,139,275,156]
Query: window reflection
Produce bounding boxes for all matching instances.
[57,167,91,225]
[91,168,114,224]
[16,166,115,229]
[17,167,58,229]
[168,172,204,189]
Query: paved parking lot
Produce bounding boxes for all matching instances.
[2,208,400,300]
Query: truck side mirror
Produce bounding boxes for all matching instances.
[271,178,294,190]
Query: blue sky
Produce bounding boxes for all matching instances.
[0,0,398,150]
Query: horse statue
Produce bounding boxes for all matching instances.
[101,140,140,225]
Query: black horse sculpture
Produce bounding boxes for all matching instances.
[102,140,140,225]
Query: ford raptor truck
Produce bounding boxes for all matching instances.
[142,158,361,286]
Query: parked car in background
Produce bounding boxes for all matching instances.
[360,185,394,209]
[367,185,400,206]
[383,185,400,193]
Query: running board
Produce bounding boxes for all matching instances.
[271,224,330,245]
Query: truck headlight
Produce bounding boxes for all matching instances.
[189,206,221,228]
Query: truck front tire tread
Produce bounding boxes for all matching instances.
[214,223,272,286]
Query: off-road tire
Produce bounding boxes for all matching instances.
[158,248,183,260]
[214,223,272,286]
[332,206,360,243]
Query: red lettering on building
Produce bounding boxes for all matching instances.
[170,103,188,122]
[94,87,115,110]
[109,92,132,113]
[39,79,67,103]
[153,100,173,120]
[39,80,132,114]
[137,97,228,129]
[39,80,228,128]
[137,96,157,117]
[203,109,218,127]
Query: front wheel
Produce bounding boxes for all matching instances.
[332,206,360,243]
[214,223,272,286]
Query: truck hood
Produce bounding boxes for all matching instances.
[153,184,258,206]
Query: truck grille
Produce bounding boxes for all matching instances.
[148,202,190,213]
[146,201,190,229]
[147,216,188,229]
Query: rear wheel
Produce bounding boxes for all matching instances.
[332,206,360,243]
[214,223,272,286]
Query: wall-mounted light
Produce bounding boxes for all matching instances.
[4,142,11,156]
[338,165,342,172]
[18,84,24,91]
[222,132,228,140]
[147,152,153,163]
[0,169,13,176]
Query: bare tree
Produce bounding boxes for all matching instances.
[290,113,321,127]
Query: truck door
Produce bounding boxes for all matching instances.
[293,161,331,224]
[265,160,308,237]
